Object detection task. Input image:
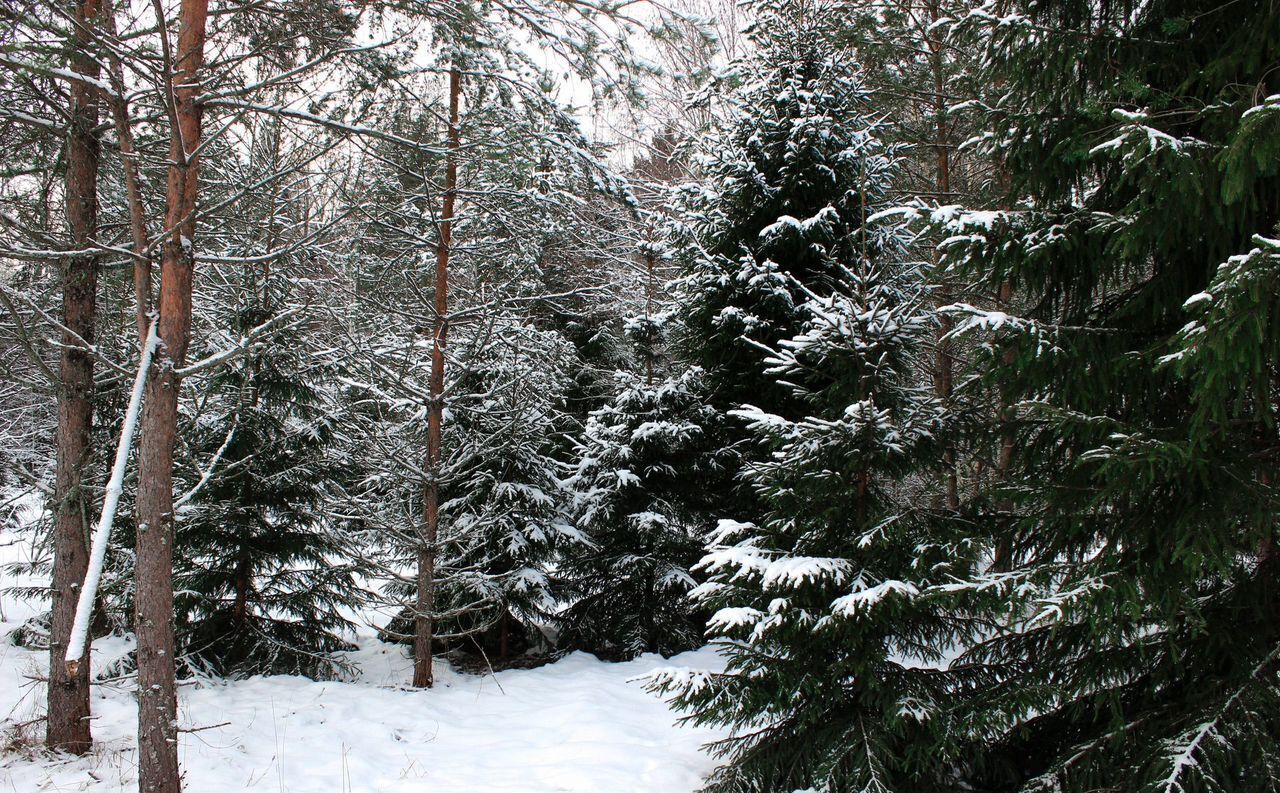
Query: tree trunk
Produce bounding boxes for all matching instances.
[644,250,656,386]
[47,0,102,756]
[135,1,208,790]
[499,611,509,665]
[232,553,250,624]
[992,278,1016,571]
[927,0,959,512]
[102,0,151,340]
[414,62,462,689]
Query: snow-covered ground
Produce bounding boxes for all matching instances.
[1,519,728,793]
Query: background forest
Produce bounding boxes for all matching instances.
[2,0,1279,791]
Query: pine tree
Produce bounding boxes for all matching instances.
[45,0,103,752]
[932,0,1280,789]
[335,60,645,669]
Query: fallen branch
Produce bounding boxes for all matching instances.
[178,721,231,733]
[65,320,159,676]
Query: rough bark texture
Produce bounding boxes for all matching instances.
[47,0,102,756]
[134,1,208,790]
[414,64,462,689]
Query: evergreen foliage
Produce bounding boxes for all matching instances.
[657,261,963,792]
[671,0,898,422]
[931,0,1280,789]
[559,363,728,661]
[646,4,1014,790]
[174,294,361,680]
[435,325,579,657]
[5,1,1280,789]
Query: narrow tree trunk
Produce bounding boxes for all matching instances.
[995,285,1016,476]
[414,62,462,690]
[927,0,959,511]
[103,0,151,340]
[135,2,208,790]
[499,611,509,665]
[232,553,251,624]
[644,250,656,386]
[47,0,102,755]
[65,321,159,676]
[936,304,958,508]
[992,278,1016,571]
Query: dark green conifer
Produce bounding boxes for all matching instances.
[652,6,977,790]
[936,0,1280,788]
[175,296,361,679]
[558,364,728,660]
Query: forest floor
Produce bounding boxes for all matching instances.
[0,526,728,792]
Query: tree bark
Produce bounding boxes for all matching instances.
[644,250,656,386]
[47,0,102,756]
[992,278,1016,571]
[927,0,959,512]
[102,0,152,340]
[414,62,462,689]
[135,1,208,790]
[233,553,250,624]
[499,611,509,665]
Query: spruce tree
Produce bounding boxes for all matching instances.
[652,10,970,785]
[934,0,1280,789]
[655,260,962,793]
[672,0,898,422]
[435,325,579,661]
[669,0,919,541]
[174,291,361,679]
[559,362,728,660]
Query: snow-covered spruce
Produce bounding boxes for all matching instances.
[651,6,973,790]
[432,326,581,659]
[558,368,730,660]
[653,263,966,792]
[174,295,364,680]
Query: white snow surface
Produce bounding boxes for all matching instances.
[1,532,727,793]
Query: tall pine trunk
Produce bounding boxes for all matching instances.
[414,62,461,689]
[47,0,102,755]
[135,1,208,789]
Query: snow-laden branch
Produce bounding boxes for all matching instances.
[174,416,238,510]
[0,284,58,386]
[1155,644,1280,793]
[0,53,120,97]
[195,36,409,104]
[65,321,159,675]
[174,307,304,378]
[0,285,131,377]
[203,99,450,154]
